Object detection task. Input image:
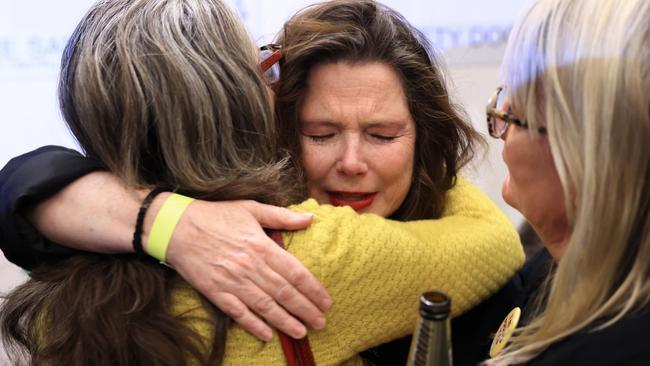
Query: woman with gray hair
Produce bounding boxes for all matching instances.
[485,0,650,364]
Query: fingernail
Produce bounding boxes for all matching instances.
[294,325,307,339]
[313,316,326,330]
[262,329,273,341]
[320,297,332,310]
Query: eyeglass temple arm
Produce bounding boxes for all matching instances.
[260,50,282,73]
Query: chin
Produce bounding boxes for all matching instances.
[364,207,382,216]
[501,176,518,209]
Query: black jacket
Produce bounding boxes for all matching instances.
[527,305,650,365]
[0,145,102,269]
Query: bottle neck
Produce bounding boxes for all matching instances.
[406,316,452,366]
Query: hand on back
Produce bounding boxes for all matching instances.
[162,199,331,340]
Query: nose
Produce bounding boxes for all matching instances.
[335,135,368,176]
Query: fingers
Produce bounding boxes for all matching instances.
[248,201,313,231]
[202,262,310,339]
[246,200,333,317]
[230,234,329,336]
[266,247,333,312]
[245,287,308,339]
[248,250,327,333]
[209,293,274,341]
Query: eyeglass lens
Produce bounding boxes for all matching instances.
[489,88,507,137]
[496,87,507,111]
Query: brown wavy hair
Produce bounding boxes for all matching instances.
[0,0,298,365]
[274,0,484,220]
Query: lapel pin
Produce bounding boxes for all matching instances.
[489,307,521,357]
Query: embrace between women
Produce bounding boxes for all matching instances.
[2,0,650,365]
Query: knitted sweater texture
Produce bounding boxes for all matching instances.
[171,178,524,365]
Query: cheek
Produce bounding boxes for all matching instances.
[388,170,413,202]
[501,139,518,176]
[502,131,537,184]
[300,140,333,186]
[537,148,565,210]
[378,142,415,201]
[523,161,566,231]
[501,130,540,209]
[300,146,327,202]
[503,135,565,220]
[300,145,319,180]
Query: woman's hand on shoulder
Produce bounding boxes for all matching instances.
[162,199,331,341]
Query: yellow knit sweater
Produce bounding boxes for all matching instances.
[171,177,524,365]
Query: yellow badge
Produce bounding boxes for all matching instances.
[489,307,521,357]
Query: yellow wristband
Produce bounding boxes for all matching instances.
[146,193,194,262]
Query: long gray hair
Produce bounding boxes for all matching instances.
[60,0,297,202]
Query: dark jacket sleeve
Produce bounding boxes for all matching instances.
[0,145,105,269]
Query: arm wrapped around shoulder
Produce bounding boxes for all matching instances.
[222,180,523,365]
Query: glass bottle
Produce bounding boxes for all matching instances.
[406,291,452,366]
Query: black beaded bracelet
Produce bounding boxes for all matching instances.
[132,187,168,255]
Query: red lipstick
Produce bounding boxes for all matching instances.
[327,191,376,211]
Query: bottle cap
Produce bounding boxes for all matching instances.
[419,291,451,320]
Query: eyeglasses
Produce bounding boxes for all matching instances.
[259,44,282,85]
[485,86,547,138]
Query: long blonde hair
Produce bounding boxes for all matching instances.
[493,0,650,363]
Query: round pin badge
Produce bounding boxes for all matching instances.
[489,307,521,357]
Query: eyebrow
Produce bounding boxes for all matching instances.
[299,120,338,127]
[300,120,412,129]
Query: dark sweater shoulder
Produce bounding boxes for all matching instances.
[528,306,650,366]
[451,249,553,366]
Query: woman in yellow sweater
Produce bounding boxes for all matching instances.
[0,0,522,365]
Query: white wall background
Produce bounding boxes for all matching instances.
[0,0,530,359]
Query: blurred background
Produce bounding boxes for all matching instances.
[0,0,531,358]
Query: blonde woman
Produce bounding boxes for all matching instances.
[485,0,650,364]
[0,0,523,365]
